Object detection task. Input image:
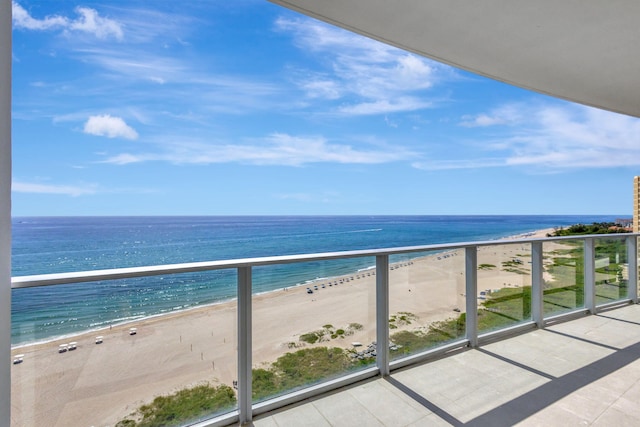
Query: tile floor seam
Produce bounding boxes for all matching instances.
[355,396,395,427]
[545,329,620,351]
[615,374,640,398]
[383,381,463,426]
[347,382,430,427]
[311,401,337,427]
[589,402,620,426]
[475,348,557,381]
[561,392,615,424]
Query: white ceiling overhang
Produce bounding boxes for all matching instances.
[269,0,640,118]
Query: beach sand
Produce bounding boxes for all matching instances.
[10,229,555,427]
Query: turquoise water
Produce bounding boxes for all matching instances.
[11,215,618,345]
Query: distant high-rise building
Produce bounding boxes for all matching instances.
[634,176,640,233]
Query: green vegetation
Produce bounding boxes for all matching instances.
[501,258,529,275]
[544,237,627,307]
[389,312,417,329]
[349,322,364,331]
[482,287,531,327]
[299,322,364,344]
[116,384,236,427]
[253,347,352,400]
[549,222,630,237]
[389,302,527,357]
[299,331,323,344]
[545,239,627,315]
[478,263,496,270]
[388,300,527,354]
[391,314,465,354]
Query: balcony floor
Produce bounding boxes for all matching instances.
[252,303,640,426]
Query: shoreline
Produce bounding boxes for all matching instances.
[10,227,552,350]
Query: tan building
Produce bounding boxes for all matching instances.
[635,176,640,233]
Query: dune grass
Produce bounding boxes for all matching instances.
[116,383,236,427]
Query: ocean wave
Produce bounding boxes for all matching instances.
[88,315,146,328]
[345,228,382,234]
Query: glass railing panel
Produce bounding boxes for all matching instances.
[388,250,465,361]
[594,236,628,306]
[477,243,532,334]
[11,270,238,427]
[251,257,376,403]
[637,236,640,298]
[542,239,585,317]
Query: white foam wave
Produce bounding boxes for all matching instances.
[346,228,382,233]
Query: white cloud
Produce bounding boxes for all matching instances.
[301,78,341,100]
[502,105,640,168]
[339,97,431,116]
[13,7,286,121]
[149,76,166,84]
[423,103,640,171]
[66,47,281,110]
[100,153,141,165]
[68,7,123,40]
[84,115,138,140]
[98,7,192,44]
[384,116,398,128]
[275,17,446,115]
[74,48,184,82]
[100,133,415,166]
[412,158,507,171]
[12,2,123,40]
[12,1,67,30]
[459,104,524,127]
[12,181,97,197]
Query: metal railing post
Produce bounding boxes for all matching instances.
[465,246,478,347]
[584,238,596,314]
[628,236,638,303]
[0,0,11,425]
[238,267,252,424]
[531,241,544,328]
[376,255,390,377]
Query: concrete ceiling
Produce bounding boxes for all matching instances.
[270,0,640,118]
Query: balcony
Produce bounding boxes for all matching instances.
[9,233,640,426]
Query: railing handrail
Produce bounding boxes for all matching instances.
[11,233,639,289]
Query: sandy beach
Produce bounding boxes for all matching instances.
[10,229,555,427]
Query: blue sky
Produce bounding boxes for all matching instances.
[11,1,640,216]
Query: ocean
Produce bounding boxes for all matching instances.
[10,215,619,346]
